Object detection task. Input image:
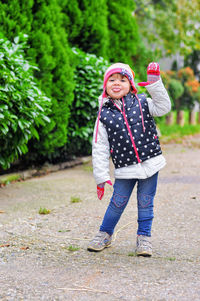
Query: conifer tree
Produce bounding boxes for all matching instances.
[107,0,139,66]
[60,0,109,58]
[27,0,75,154]
[0,0,75,157]
[59,0,83,46]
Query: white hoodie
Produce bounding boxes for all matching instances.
[92,79,171,185]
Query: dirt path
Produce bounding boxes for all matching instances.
[0,136,200,300]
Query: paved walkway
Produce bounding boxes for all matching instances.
[0,136,200,300]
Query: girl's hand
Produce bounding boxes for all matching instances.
[138,62,160,86]
[97,180,112,200]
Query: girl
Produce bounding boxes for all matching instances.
[88,62,171,256]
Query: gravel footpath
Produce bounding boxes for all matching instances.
[0,136,200,301]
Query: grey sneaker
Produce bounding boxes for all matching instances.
[135,235,152,257]
[87,231,112,252]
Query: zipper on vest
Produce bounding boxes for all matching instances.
[111,98,141,164]
[121,100,141,163]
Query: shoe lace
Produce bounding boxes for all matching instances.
[93,232,108,243]
[138,236,151,249]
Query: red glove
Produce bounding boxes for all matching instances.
[138,62,160,86]
[97,180,112,200]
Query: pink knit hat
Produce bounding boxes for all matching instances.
[102,63,137,98]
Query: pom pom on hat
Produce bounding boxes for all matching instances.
[102,63,137,98]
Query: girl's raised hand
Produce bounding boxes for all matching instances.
[138,62,160,86]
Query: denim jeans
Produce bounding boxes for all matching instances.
[100,172,158,237]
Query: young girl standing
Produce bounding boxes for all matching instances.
[88,62,171,256]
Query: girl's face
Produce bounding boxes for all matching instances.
[106,73,131,99]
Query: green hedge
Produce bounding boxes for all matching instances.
[107,0,139,66]
[0,36,51,169]
[49,48,110,162]
[0,0,75,159]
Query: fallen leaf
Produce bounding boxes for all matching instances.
[20,246,29,250]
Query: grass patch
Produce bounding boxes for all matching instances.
[70,196,82,203]
[58,229,71,233]
[0,174,21,185]
[156,111,200,143]
[38,207,51,215]
[67,245,80,252]
[164,256,176,261]
[160,123,200,137]
[82,164,93,172]
[128,252,137,257]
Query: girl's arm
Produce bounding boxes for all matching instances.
[138,62,171,117]
[92,119,111,185]
[146,79,171,117]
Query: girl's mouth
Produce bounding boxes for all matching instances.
[112,88,121,92]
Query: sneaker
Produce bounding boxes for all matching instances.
[87,231,112,252]
[135,235,152,257]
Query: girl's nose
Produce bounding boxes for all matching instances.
[114,80,120,84]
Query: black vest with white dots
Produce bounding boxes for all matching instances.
[99,92,162,169]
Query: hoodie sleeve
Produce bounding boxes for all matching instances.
[92,119,111,185]
[145,78,171,117]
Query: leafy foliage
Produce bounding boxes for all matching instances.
[0,0,75,159]
[60,0,109,58]
[49,48,110,161]
[132,43,155,81]
[185,50,200,81]
[168,79,184,109]
[38,207,51,214]
[60,0,148,78]
[67,48,109,155]
[25,0,75,156]
[161,67,200,110]
[134,0,200,57]
[107,0,139,66]
[178,68,200,109]
[0,36,51,169]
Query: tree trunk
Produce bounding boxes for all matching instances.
[189,111,196,125]
[176,110,184,126]
[166,112,173,125]
[198,112,200,124]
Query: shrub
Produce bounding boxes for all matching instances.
[67,48,110,155]
[0,0,75,160]
[26,0,75,156]
[60,0,109,58]
[49,48,110,162]
[107,0,139,66]
[168,79,184,109]
[161,67,200,110]
[0,36,51,170]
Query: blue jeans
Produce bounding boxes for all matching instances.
[100,172,158,237]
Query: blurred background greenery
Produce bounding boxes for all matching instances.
[0,0,200,171]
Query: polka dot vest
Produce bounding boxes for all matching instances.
[99,92,162,169]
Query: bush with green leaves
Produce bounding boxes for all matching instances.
[60,0,109,58]
[0,36,51,170]
[50,48,110,160]
[67,48,110,155]
[168,79,184,109]
[161,68,200,110]
[0,0,75,159]
[107,0,139,66]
